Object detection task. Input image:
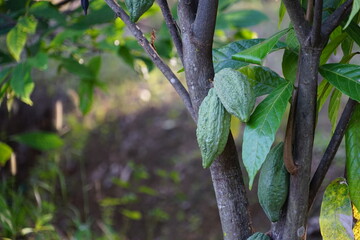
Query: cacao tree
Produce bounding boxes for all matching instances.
[1,0,360,239]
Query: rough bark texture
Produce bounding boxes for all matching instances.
[273,47,321,240]
[210,134,252,239]
[178,1,252,239]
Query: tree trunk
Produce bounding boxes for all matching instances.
[178,1,252,239]
[273,47,321,240]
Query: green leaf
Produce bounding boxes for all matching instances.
[344,21,360,48]
[242,82,293,189]
[319,63,360,102]
[328,89,342,133]
[121,209,142,220]
[0,142,12,166]
[320,33,347,65]
[216,10,268,29]
[278,1,286,28]
[118,45,134,68]
[28,51,48,70]
[218,0,241,11]
[87,56,102,76]
[232,28,289,65]
[282,28,299,82]
[0,67,12,85]
[50,29,83,47]
[239,66,287,97]
[6,16,38,61]
[12,131,63,151]
[344,0,360,29]
[30,1,66,25]
[79,80,95,115]
[317,80,333,113]
[319,178,354,240]
[213,39,285,73]
[57,57,93,79]
[6,24,27,62]
[10,62,34,105]
[345,105,360,211]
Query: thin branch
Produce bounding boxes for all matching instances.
[103,0,196,120]
[156,0,184,63]
[308,98,357,209]
[322,0,353,38]
[281,0,311,43]
[193,0,218,45]
[311,0,323,46]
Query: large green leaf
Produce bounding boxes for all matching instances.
[345,105,360,211]
[6,16,38,61]
[239,66,287,97]
[319,63,360,102]
[216,10,268,30]
[10,62,34,105]
[213,39,285,73]
[0,142,12,166]
[344,0,360,29]
[12,131,63,151]
[28,51,48,71]
[319,178,354,240]
[328,89,342,133]
[242,82,293,189]
[232,28,289,65]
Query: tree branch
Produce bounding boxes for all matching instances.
[311,0,323,46]
[193,0,218,44]
[281,0,311,43]
[156,0,184,63]
[322,0,353,38]
[308,98,357,209]
[103,0,196,120]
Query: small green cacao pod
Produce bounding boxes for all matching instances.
[196,88,231,168]
[258,142,289,222]
[247,232,271,240]
[214,68,255,122]
[125,0,155,22]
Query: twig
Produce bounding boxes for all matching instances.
[322,0,354,38]
[103,0,196,120]
[156,0,183,63]
[311,0,323,46]
[308,98,357,209]
[281,0,311,43]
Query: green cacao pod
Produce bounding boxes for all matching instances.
[214,68,255,122]
[196,88,231,168]
[125,0,155,22]
[258,142,289,222]
[247,232,271,240]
